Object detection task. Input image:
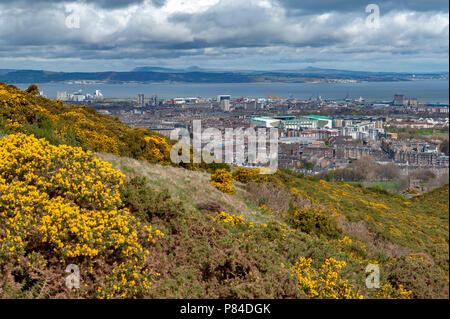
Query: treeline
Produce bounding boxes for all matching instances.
[317,156,448,192]
[318,157,402,182]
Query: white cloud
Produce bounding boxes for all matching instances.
[162,0,220,14]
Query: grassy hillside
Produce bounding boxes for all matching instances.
[264,171,449,274]
[96,152,448,299]
[0,83,448,299]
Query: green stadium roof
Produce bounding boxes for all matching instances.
[304,115,333,120]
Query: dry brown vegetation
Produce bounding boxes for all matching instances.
[98,152,276,225]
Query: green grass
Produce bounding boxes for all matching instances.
[417,128,449,135]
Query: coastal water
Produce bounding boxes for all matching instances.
[15,80,449,104]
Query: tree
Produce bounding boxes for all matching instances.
[409,169,436,182]
[352,156,376,181]
[439,139,449,156]
[378,163,401,180]
[25,84,39,96]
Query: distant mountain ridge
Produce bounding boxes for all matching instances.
[0,69,16,75]
[133,66,207,73]
[0,67,447,84]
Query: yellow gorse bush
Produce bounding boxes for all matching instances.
[374,283,413,299]
[142,135,171,164]
[233,167,260,184]
[0,133,161,298]
[211,169,235,194]
[213,211,246,226]
[292,257,363,299]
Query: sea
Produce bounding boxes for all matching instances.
[14,80,449,104]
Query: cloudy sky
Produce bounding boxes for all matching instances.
[0,0,448,72]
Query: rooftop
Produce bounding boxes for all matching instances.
[304,115,334,120]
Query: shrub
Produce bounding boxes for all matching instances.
[23,113,63,146]
[373,283,412,299]
[292,257,362,299]
[205,162,231,174]
[211,169,235,195]
[0,134,163,298]
[120,176,182,221]
[233,167,260,184]
[213,211,246,226]
[384,256,449,299]
[286,203,342,239]
[24,84,39,96]
[366,185,390,196]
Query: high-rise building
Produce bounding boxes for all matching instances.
[151,94,159,106]
[220,99,231,111]
[72,90,85,102]
[138,94,145,106]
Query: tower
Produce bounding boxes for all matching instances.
[138,94,144,106]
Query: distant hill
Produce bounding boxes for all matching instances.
[0,69,16,75]
[0,69,256,84]
[0,67,447,84]
[133,66,207,73]
[133,66,185,72]
[295,66,401,76]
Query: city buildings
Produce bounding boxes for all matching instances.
[84,90,449,175]
[57,89,104,102]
